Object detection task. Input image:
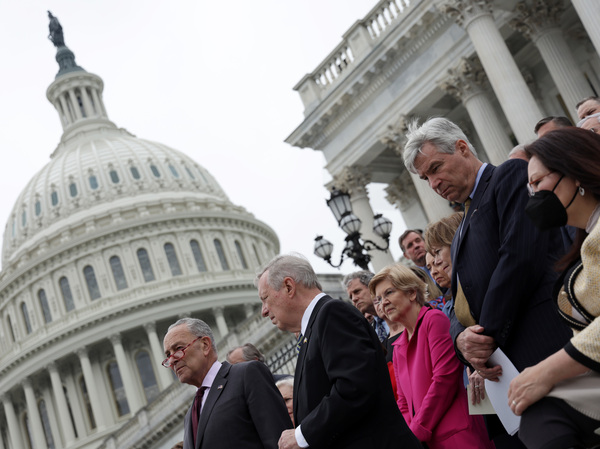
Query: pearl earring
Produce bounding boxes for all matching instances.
[579,186,585,196]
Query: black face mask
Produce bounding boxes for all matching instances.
[525,175,578,230]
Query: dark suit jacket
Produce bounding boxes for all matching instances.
[182,360,292,449]
[450,160,571,371]
[294,295,422,449]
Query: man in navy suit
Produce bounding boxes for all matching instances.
[403,118,570,447]
[257,254,421,449]
[163,318,292,449]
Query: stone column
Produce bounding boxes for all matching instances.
[441,0,543,143]
[385,172,428,230]
[379,115,453,222]
[64,371,87,436]
[41,386,61,449]
[214,307,229,337]
[48,363,76,445]
[144,322,173,390]
[2,395,24,449]
[68,89,83,120]
[572,0,600,58]
[333,166,394,271]
[22,379,47,449]
[77,347,107,429]
[79,87,94,118]
[109,334,143,414]
[510,1,594,115]
[439,58,513,164]
[58,95,72,125]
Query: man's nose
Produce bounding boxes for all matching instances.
[261,303,269,317]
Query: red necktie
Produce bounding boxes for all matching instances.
[192,386,208,446]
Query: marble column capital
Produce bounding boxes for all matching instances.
[109,333,122,346]
[438,57,487,103]
[143,322,156,334]
[439,0,493,29]
[333,166,371,197]
[380,114,414,156]
[75,346,89,358]
[385,172,417,211]
[214,306,225,315]
[510,0,565,42]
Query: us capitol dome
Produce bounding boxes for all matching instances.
[0,13,305,449]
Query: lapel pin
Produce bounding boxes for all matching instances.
[217,384,223,390]
[303,337,307,344]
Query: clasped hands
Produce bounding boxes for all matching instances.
[456,325,502,381]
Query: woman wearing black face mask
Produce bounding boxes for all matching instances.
[508,127,600,449]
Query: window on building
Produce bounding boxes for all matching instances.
[130,166,141,180]
[35,200,42,217]
[83,265,101,300]
[137,248,155,282]
[38,289,52,323]
[168,164,180,178]
[79,377,96,429]
[164,243,182,276]
[89,175,99,190]
[51,191,59,206]
[21,302,32,334]
[63,385,78,438]
[109,256,128,290]
[39,400,56,449]
[190,240,207,272]
[69,182,78,198]
[23,412,33,449]
[150,164,161,178]
[235,240,248,269]
[185,166,195,180]
[59,277,75,312]
[107,361,130,416]
[22,211,27,227]
[214,239,230,270]
[109,170,120,184]
[135,351,160,402]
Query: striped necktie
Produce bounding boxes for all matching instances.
[455,198,476,327]
[296,333,305,353]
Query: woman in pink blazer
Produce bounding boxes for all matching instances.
[370,264,494,449]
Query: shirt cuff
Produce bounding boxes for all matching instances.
[295,425,309,448]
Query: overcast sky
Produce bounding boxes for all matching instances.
[0,1,407,275]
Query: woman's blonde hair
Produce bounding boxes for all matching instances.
[369,263,427,306]
[425,212,464,252]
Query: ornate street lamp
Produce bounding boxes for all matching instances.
[314,188,392,270]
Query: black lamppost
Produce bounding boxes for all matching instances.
[314,188,392,270]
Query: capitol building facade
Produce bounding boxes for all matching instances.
[0,16,317,449]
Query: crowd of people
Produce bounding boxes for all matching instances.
[162,97,600,449]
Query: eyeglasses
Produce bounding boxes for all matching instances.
[162,336,201,368]
[527,172,561,197]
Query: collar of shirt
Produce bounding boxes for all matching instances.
[301,292,327,336]
[199,360,222,407]
[468,163,487,201]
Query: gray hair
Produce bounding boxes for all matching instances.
[403,117,477,173]
[168,317,217,355]
[226,343,265,363]
[275,376,294,389]
[255,254,322,291]
[342,270,374,289]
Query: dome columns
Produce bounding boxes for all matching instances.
[76,347,107,429]
[144,322,174,390]
[109,333,144,414]
[1,395,24,449]
[47,362,76,445]
[22,378,48,449]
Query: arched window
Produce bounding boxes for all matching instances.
[253,243,261,265]
[83,265,101,300]
[164,243,182,276]
[150,164,161,178]
[38,289,52,323]
[39,400,56,449]
[69,182,78,197]
[214,239,230,270]
[190,240,207,272]
[130,166,141,180]
[168,164,180,178]
[89,175,99,190]
[109,256,128,290]
[137,248,155,282]
[109,170,120,184]
[79,377,96,429]
[185,166,195,179]
[135,351,160,402]
[22,211,27,227]
[51,191,59,206]
[235,240,248,269]
[21,302,32,334]
[107,361,130,416]
[35,200,42,216]
[59,277,75,312]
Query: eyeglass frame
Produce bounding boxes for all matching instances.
[162,336,201,368]
[527,172,563,197]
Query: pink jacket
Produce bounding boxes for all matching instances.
[393,307,494,449]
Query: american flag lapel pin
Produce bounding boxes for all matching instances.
[217,385,223,390]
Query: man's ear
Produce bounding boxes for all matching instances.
[283,277,296,298]
[199,336,212,355]
[455,139,470,156]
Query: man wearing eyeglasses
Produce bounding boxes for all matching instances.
[163,318,292,449]
[403,117,570,448]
